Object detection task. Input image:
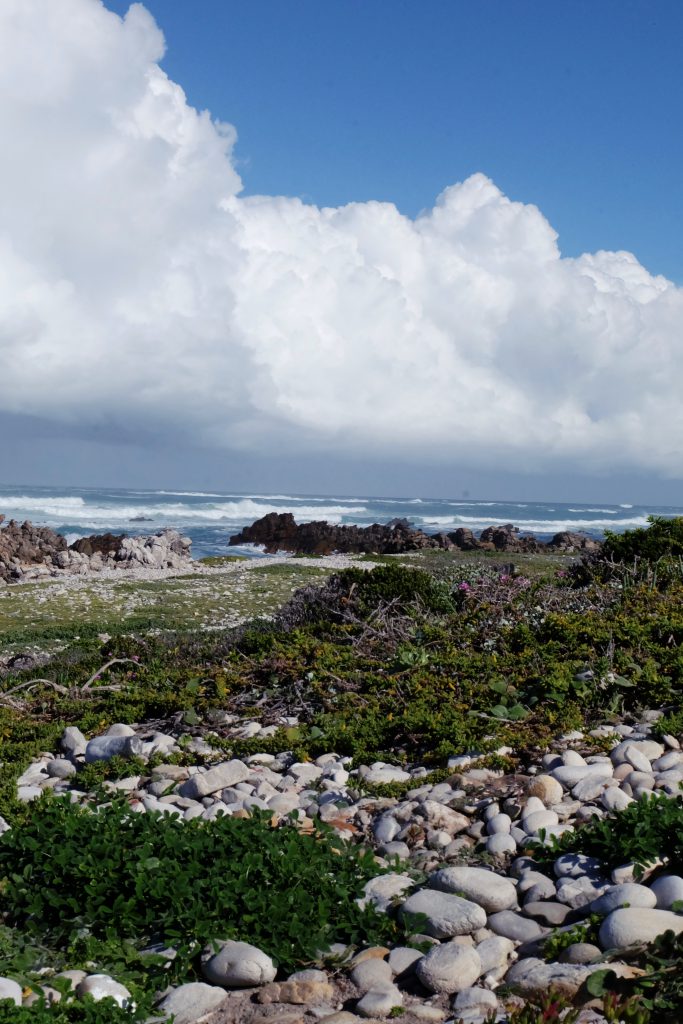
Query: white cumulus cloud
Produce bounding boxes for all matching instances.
[0,0,682,476]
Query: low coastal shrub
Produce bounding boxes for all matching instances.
[0,1001,145,1024]
[586,930,683,1022]
[2,561,683,815]
[603,516,683,563]
[0,798,401,981]
[531,793,683,876]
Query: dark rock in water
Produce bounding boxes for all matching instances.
[548,531,602,553]
[447,527,480,550]
[70,533,125,558]
[130,515,154,522]
[478,524,544,553]
[230,514,604,557]
[228,512,446,556]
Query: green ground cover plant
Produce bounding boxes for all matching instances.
[531,793,683,876]
[1,521,683,1020]
[0,798,402,983]
[0,1000,147,1024]
[2,548,683,817]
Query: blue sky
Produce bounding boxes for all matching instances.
[104,0,683,283]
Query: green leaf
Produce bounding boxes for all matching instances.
[585,968,616,997]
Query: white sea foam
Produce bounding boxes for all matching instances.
[419,514,651,532]
[0,496,366,526]
[568,508,618,514]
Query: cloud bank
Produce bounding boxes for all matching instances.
[1,0,682,478]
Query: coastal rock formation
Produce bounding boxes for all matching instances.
[478,523,544,552]
[69,530,192,570]
[0,518,191,582]
[228,512,449,556]
[229,512,601,557]
[547,530,602,553]
[0,517,68,581]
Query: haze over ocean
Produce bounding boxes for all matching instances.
[0,485,678,560]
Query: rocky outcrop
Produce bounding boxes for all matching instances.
[478,524,545,553]
[547,531,602,553]
[229,513,601,557]
[0,518,68,581]
[228,513,450,556]
[0,519,192,582]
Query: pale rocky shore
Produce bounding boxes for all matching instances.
[5,708,683,1024]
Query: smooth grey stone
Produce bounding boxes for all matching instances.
[518,871,555,896]
[151,764,189,781]
[106,723,136,737]
[476,935,515,975]
[452,987,499,1013]
[556,876,608,909]
[0,978,22,1006]
[85,735,142,764]
[624,770,655,790]
[399,890,486,938]
[147,779,177,797]
[61,726,87,757]
[562,750,586,767]
[355,984,403,1017]
[522,810,559,835]
[429,866,517,913]
[387,946,422,977]
[201,939,276,987]
[554,854,603,879]
[601,788,634,812]
[650,874,683,909]
[505,958,592,997]
[599,908,683,950]
[350,958,392,993]
[77,975,133,1008]
[373,815,401,843]
[179,760,250,799]
[16,764,48,787]
[488,911,545,943]
[286,968,329,983]
[17,785,43,802]
[486,813,512,835]
[558,942,602,964]
[157,982,229,1024]
[522,901,569,927]
[358,873,413,912]
[551,764,613,788]
[522,882,558,905]
[46,759,77,780]
[415,943,482,994]
[610,739,663,765]
[509,857,540,878]
[486,833,517,855]
[588,883,656,916]
[654,751,683,770]
[572,776,609,802]
[379,841,410,860]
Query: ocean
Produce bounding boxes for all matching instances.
[0,485,679,560]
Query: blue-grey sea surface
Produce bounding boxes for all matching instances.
[0,485,679,560]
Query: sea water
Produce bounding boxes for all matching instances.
[0,484,679,560]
